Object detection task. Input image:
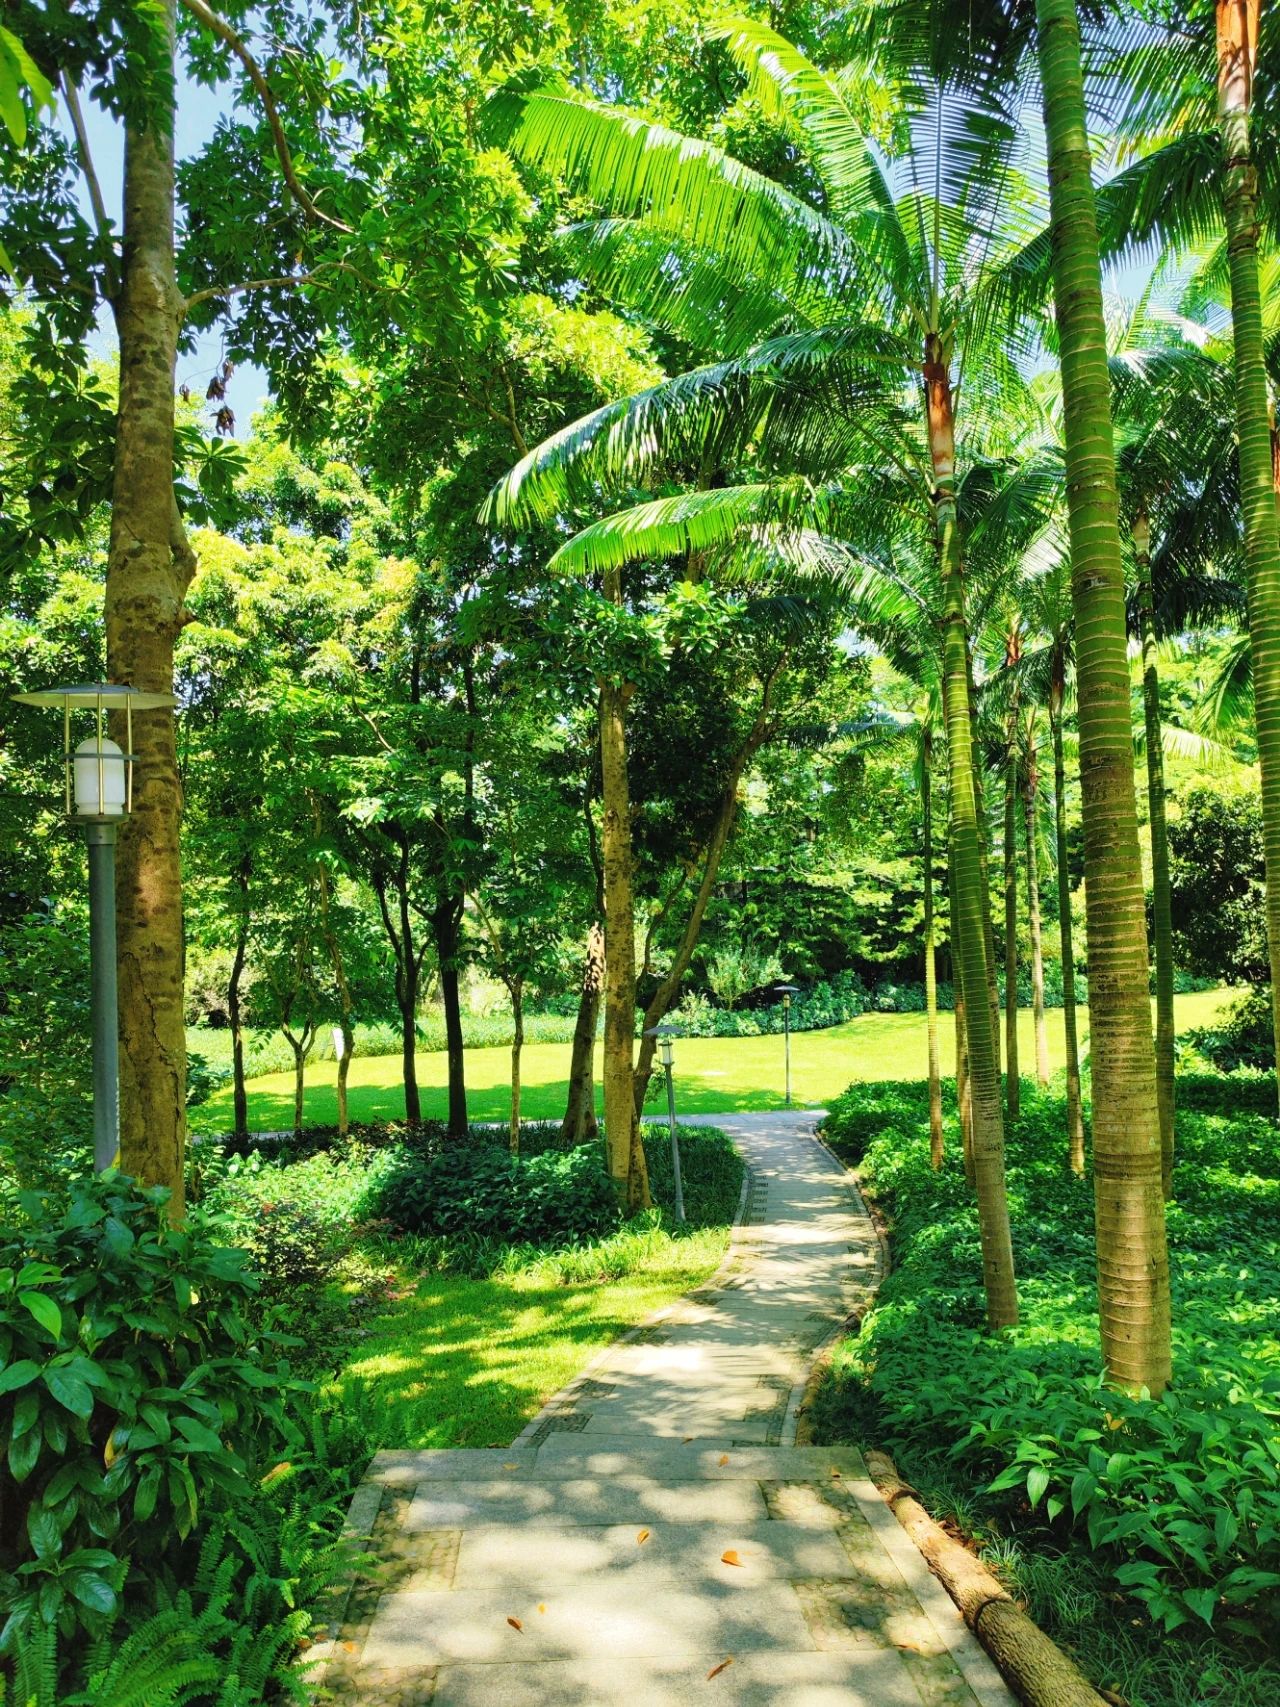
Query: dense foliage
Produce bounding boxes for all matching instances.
[818,1078,1280,1652]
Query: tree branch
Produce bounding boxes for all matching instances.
[182,263,344,318]
[61,75,114,276]
[179,0,354,234]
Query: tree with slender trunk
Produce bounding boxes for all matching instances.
[562,922,605,1144]
[1034,0,1170,1391]
[227,858,252,1141]
[1215,0,1280,1107]
[1023,709,1051,1088]
[1133,510,1176,1195]
[1002,700,1021,1121]
[922,726,945,1167]
[105,0,192,1211]
[1049,644,1087,1173]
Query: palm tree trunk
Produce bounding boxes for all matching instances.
[1050,657,1086,1173]
[1003,725,1021,1120]
[1024,730,1051,1088]
[599,630,651,1211]
[949,816,976,1185]
[1035,0,1170,1392]
[926,337,1017,1328]
[968,656,1003,1085]
[105,0,190,1211]
[1134,512,1176,1195]
[923,728,944,1167]
[1217,0,1280,1112]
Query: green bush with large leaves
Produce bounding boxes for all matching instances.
[367,1142,621,1245]
[817,1080,1280,1641]
[0,1174,305,1655]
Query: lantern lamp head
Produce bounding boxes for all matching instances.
[775,982,800,1005]
[11,682,177,821]
[644,1022,680,1067]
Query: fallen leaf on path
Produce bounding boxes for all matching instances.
[503,1462,518,1470]
[720,1549,743,1567]
[706,1658,734,1680]
[636,1528,651,1545]
[718,1453,729,1466]
[507,1617,524,1633]
[340,1642,358,1654]
[538,1603,547,1615]
[682,1436,693,1443]
[830,1468,842,1480]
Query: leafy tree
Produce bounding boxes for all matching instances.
[1169,784,1269,985]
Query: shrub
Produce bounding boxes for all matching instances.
[813,1079,1280,1642]
[1185,986,1275,1072]
[366,1143,620,1245]
[0,1174,305,1656]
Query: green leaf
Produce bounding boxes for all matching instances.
[174,1415,223,1453]
[66,1572,118,1616]
[0,1359,40,1394]
[8,1424,41,1483]
[43,1367,94,1418]
[1182,1587,1218,1628]
[1026,1465,1050,1508]
[19,1292,62,1340]
[133,1465,161,1522]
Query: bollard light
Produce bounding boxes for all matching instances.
[644,1023,685,1223]
[12,682,177,1171]
[774,983,800,1108]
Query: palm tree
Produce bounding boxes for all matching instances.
[485,19,1054,1325]
[1022,704,1052,1089]
[1032,0,1171,1393]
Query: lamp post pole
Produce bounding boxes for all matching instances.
[11,682,177,1175]
[86,822,121,1172]
[775,984,800,1109]
[644,1024,685,1223]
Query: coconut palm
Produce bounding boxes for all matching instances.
[483,18,1068,1326]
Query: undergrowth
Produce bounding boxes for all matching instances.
[812,1074,1280,1707]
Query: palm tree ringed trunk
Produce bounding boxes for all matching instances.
[1024,729,1051,1089]
[1217,0,1280,1113]
[105,0,191,1213]
[1035,0,1171,1393]
[1003,719,1021,1121]
[1134,511,1176,1195]
[923,727,944,1167]
[926,338,1017,1328]
[1050,652,1086,1173]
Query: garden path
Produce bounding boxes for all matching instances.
[313,1112,1012,1706]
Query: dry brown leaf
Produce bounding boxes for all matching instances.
[706,1658,734,1680]
[503,1462,518,1470]
[507,1617,524,1633]
[720,1549,743,1567]
[830,1468,842,1480]
[538,1603,547,1614]
[718,1453,729,1466]
[636,1528,651,1545]
[340,1641,358,1654]
[682,1435,693,1443]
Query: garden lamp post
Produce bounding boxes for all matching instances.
[10,683,177,1172]
[643,1023,685,1223]
[775,984,800,1107]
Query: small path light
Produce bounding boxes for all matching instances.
[11,682,177,1172]
[643,1023,685,1223]
[774,984,800,1107]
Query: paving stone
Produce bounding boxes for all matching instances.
[401,1475,771,1530]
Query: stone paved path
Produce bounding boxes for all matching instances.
[314,1112,1012,1705]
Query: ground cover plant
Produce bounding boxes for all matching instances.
[813,1075,1280,1705]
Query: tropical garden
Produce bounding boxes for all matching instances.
[1,0,1279,1701]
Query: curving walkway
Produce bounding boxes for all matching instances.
[314,1112,1012,1705]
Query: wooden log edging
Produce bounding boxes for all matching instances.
[864,1449,1106,1707]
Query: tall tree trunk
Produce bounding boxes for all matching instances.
[923,728,944,1168]
[228,880,249,1140]
[950,776,976,1188]
[1003,730,1021,1121]
[105,0,190,1212]
[968,653,1003,1084]
[1050,655,1086,1173]
[632,698,774,1115]
[510,976,524,1156]
[1217,0,1280,1112]
[1024,733,1051,1088]
[290,1038,306,1136]
[373,849,423,1124]
[1035,0,1170,1392]
[562,922,604,1143]
[599,648,650,1211]
[433,895,468,1138]
[1134,512,1175,1194]
[926,336,1017,1329]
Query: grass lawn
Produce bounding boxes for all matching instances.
[192,986,1235,1134]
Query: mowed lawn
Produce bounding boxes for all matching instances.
[191,987,1234,1134]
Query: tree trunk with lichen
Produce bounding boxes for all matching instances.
[106,0,191,1213]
